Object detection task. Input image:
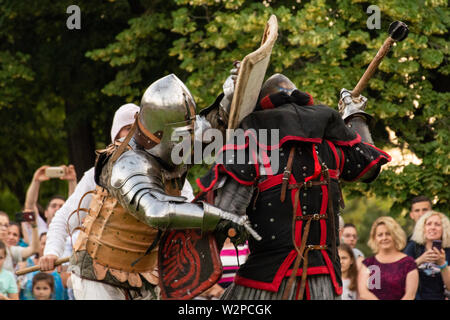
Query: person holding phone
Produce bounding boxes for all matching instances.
[21,164,77,244]
[404,210,450,300]
[0,211,39,274]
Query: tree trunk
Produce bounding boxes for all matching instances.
[65,100,96,182]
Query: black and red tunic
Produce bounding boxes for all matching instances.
[197,98,391,297]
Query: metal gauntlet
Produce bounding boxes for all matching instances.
[132,189,260,240]
[134,192,222,231]
[338,88,374,144]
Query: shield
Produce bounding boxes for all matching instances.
[227,14,278,138]
[158,229,222,300]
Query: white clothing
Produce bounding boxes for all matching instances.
[44,167,96,258]
[110,103,140,143]
[71,274,158,300]
[352,247,365,259]
[23,213,48,242]
[3,246,22,274]
[341,278,358,300]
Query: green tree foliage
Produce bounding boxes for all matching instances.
[0,0,138,215]
[89,0,448,218]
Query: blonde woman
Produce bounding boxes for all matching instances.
[404,210,450,300]
[358,216,418,300]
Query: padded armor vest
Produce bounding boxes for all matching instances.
[73,186,160,288]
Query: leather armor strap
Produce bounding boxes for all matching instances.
[111,116,138,163]
[287,180,328,190]
[282,188,314,300]
[297,244,327,300]
[136,118,162,148]
[295,213,328,221]
[66,189,97,245]
[280,147,296,202]
[282,221,311,298]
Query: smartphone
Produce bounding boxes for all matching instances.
[432,240,442,251]
[45,166,65,178]
[15,211,35,223]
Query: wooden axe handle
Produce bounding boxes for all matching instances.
[15,257,70,276]
[352,37,395,97]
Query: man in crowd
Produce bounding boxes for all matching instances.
[407,195,432,240]
[341,223,365,268]
[409,196,432,223]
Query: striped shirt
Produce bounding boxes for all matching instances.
[218,243,250,288]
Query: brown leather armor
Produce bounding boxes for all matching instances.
[73,186,159,288]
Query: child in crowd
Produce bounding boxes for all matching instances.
[32,272,54,300]
[18,233,68,300]
[0,240,19,300]
[338,243,358,300]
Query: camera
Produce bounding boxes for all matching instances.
[15,211,35,223]
[45,166,65,178]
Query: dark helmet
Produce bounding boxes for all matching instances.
[259,73,297,101]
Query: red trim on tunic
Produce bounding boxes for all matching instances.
[309,144,322,181]
[260,96,275,110]
[321,250,343,295]
[196,162,256,193]
[348,153,390,182]
[326,140,340,172]
[258,174,284,192]
[234,265,330,292]
[362,142,392,161]
[260,149,273,176]
[305,92,314,106]
[257,170,339,193]
[331,133,361,147]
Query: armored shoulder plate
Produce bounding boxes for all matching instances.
[111,149,163,189]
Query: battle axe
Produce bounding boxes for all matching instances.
[351,21,409,97]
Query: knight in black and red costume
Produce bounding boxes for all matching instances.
[196,74,391,300]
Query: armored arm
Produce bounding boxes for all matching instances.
[338,89,390,182]
[105,150,259,237]
[213,177,256,246]
[338,88,374,145]
[214,177,255,216]
[198,62,240,137]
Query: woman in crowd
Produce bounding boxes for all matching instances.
[404,210,450,300]
[338,243,358,300]
[358,216,418,300]
[0,211,38,273]
[7,222,27,247]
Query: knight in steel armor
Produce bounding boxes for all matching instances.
[196,73,391,300]
[68,74,257,300]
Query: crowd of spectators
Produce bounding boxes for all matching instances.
[339,196,450,300]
